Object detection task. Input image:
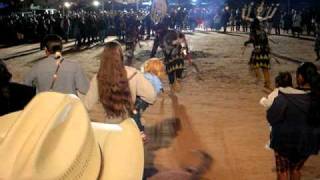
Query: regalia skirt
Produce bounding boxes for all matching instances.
[165,58,185,84]
[250,48,271,69]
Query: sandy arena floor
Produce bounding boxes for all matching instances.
[1,31,320,180]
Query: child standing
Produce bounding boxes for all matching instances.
[260,72,294,109]
[260,72,294,149]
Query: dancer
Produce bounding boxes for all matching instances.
[124,14,140,66]
[150,20,169,58]
[241,2,279,89]
[244,18,272,89]
[162,30,189,92]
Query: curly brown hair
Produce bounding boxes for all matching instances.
[97,41,133,119]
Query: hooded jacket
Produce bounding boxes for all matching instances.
[267,88,320,162]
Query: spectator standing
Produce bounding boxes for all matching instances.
[267,62,320,180]
[24,35,89,95]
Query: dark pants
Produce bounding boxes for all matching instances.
[168,69,184,85]
[150,37,160,58]
[132,97,150,132]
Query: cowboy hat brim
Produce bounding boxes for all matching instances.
[91,118,144,180]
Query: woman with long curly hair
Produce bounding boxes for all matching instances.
[84,41,156,126]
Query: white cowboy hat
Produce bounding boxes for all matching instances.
[0,92,144,180]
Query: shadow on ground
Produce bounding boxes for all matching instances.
[143,94,213,179]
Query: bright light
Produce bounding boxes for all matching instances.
[142,1,151,6]
[64,2,71,8]
[93,0,100,7]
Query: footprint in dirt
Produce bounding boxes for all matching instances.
[136,50,163,61]
[189,51,212,60]
[135,50,212,61]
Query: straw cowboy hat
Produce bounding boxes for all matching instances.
[0,92,144,180]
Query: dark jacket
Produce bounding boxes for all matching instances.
[267,90,320,162]
[0,83,36,116]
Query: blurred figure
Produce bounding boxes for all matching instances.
[61,15,71,42]
[292,10,302,37]
[0,60,35,116]
[149,151,213,180]
[221,7,230,33]
[315,24,320,61]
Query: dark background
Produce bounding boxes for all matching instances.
[0,0,319,14]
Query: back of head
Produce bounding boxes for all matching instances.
[275,72,293,88]
[297,62,318,87]
[144,58,165,78]
[42,34,63,58]
[164,30,179,46]
[297,62,320,126]
[97,41,132,119]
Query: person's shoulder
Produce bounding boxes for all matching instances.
[125,66,141,75]
[32,57,51,67]
[143,72,152,79]
[62,59,83,69]
[63,58,79,65]
[125,66,137,72]
[279,87,308,95]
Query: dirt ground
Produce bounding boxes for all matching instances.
[2,31,320,180]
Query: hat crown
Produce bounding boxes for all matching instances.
[0,92,101,180]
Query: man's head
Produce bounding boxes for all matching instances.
[42,35,63,58]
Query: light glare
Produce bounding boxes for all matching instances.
[93,1,100,7]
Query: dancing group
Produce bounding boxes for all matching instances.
[1,2,320,178]
[241,3,320,180]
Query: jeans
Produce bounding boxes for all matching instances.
[132,97,150,131]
